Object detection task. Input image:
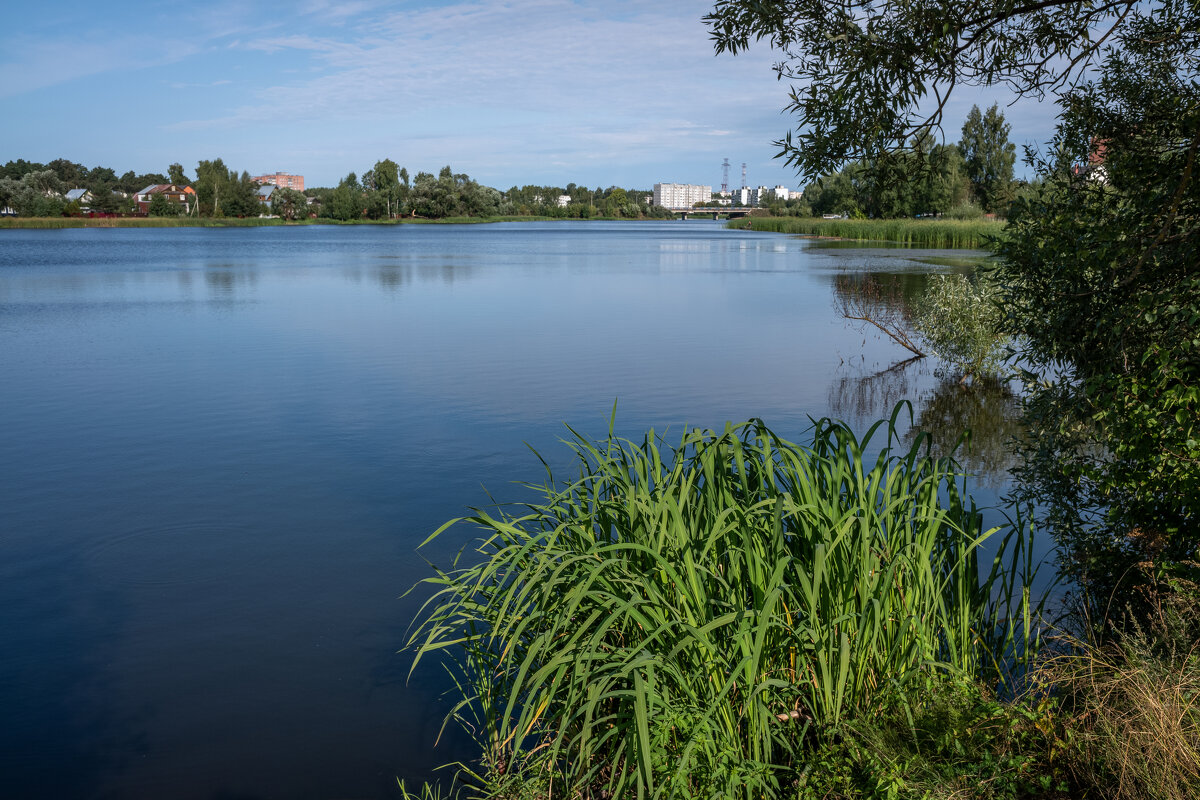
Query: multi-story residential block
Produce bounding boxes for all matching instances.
[253,172,305,191]
[653,183,712,208]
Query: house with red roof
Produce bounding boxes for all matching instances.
[134,184,196,215]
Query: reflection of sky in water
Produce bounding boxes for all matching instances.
[0,222,1032,800]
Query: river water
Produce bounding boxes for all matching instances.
[0,220,1016,799]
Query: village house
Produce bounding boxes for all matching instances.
[64,188,94,207]
[134,184,196,215]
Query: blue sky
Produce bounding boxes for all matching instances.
[1,0,1056,191]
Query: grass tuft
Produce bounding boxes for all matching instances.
[408,407,1045,798]
[1038,564,1200,800]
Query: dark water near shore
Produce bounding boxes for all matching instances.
[0,221,1019,799]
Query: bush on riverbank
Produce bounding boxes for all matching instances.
[727,216,1005,248]
[408,409,1048,799]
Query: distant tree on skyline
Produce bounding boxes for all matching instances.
[168,162,191,187]
[960,104,1017,213]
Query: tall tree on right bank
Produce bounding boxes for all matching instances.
[706,0,1200,601]
[959,104,1016,214]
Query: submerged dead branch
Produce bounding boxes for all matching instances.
[834,273,927,358]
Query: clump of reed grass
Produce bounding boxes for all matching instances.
[409,406,1045,799]
[729,216,1006,248]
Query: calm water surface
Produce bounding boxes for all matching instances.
[0,221,1012,799]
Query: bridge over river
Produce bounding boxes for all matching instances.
[665,207,756,219]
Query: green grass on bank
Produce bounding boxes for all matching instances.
[728,216,1007,248]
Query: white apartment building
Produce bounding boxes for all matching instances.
[653,183,712,208]
[726,186,796,206]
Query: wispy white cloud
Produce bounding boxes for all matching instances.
[0,35,201,98]
[0,0,280,98]
[172,0,784,169]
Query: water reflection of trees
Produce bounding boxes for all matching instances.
[832,269,933,311]
[909,376,1023,489]
[365,261,476,291]
[202,265,258,301]
[829,266,1022,487]
[829,359,1022,488]
[829,357,924,421]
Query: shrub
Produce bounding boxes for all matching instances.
[947,202,985,220]
[913,273,1011,381]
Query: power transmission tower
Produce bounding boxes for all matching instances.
[721,159,730,194]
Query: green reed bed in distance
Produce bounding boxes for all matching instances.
[728,217,1006,248]
[409,407,1045,800]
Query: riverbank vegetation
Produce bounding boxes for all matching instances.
[407,0,1200,796]
[746,103,1022,221]
[0,216,297,229]
[409,411,1054,799]
[708,0,1200,600]
[726,216,1003,248]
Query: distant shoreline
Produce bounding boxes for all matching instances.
[0,215,566,229]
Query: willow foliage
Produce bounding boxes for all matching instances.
[914,273,1011,381]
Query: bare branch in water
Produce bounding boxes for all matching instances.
[834,273,927,358]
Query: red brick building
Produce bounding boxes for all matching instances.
[252,173,305,191]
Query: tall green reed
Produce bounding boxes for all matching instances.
[409,406,1044,799]
[728,216,1005,248]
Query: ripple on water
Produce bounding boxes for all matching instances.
[83,518,268,589]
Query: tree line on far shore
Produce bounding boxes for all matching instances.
[310,162,674,221]
[0,156,675,221]
[769,103,1021,220]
